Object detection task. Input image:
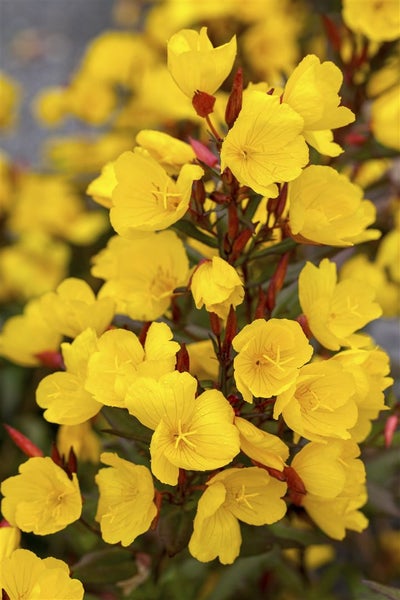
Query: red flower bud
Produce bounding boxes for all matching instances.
[189,137,219,168]
[225,67,243,129]
[4,424,44,457]
[284,465,307,505]
[176,343,190,373]
[384,414,399,448]
[35,350,64,370]
[192,90,216,117]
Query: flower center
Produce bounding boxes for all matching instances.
[174,418,197,449]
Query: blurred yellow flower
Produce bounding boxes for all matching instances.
[0,71,20,128]
[340,253,399,317]
[342,0,400,41]
[189,467,287,564]
[288,166,381,246]
[167,27,236,98]
[232,318,313,403]
[0,548,84,599]
[299,258,382,351]
[1,457,82,535]
[0,298,62,367]
[32,85,68,127]
[125,371,240,485]
[9,173,108,245]
[95,452,157,546]
[38,277,115,338]
[282,54,355,156]
[57,421,101,463]
[0,233,70,302]
[220,91,308,196]
[371,85,400,151]
[110,149,203,235]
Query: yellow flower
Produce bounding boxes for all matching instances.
[0,548,84,599]
[342,0,400,41]
[136,129,196,175]
[191,257,245,319]
[298,259,382,351]
[86,161,117,208]
[288,166,381,246]
[39,277,115,338]
[220,91,309,196]
[371,85,400,151]
[95,452,157,546]
[189,467,287,564]
[0,71,20,129]
[9,173,108,245]
[57,421,101,463]
[32,86,68,127]
[187,339,219,381]
[330,348,392,442]
[0,233,70,302]
[64,74,116,125]
[234,416,289,470]
[274,359,358,442]
[125,371,240,485]
[282,54,355,156]
[80,31,156,88]
[340,253,399,317]
[92,231,189,322]
[377,226,400,283]
[0,525,20,562]
[232,318,313,403]
[110,149,203,236]
[167,27,237,98]
[1,457,82,535]
[292,440,368,540]
[36,328,102,425]
[85,322,179,408]
[0,297,62,367]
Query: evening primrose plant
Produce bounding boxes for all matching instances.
[0,2,399,598]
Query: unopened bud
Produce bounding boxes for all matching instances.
[35,350,64,370]
[4,424,44,457]
[225,67,243,129]
[176,343,190,373]
[189,137,219,168]
[384,414,399,448]
[192,90,216,117]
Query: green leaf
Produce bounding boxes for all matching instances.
[72,548,137,584]
[360,581,400,600]
[247,238,297,262]
[100,406,152,444]
[158,507,195,557]
[173,219,219,247]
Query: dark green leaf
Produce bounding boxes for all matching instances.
[72,548,137,584]
[360,581,400,600]
[173,220,219,247]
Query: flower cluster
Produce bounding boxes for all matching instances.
[0,0,398,597]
